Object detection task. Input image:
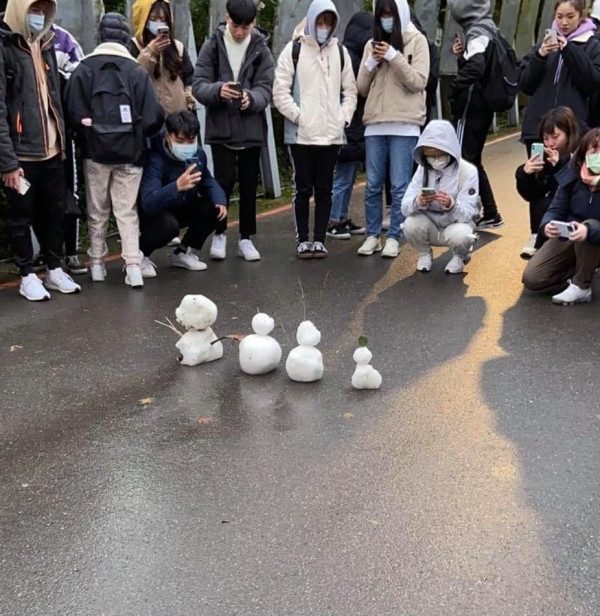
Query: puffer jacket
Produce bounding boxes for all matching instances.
[356,0,429,128]
[402,120,479,228]
[192,25,274,148]
[0,0,65,172]
[273,0,357,146]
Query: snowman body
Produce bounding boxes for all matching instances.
[239,313,282,375]
[286,321,324,382]
[351,347,382,390]
[175,295,224,367]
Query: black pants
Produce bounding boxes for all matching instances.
[5,156,66,276]
[211,145,261,238]
[139,198,219,257]
[460,109,498,218]
[523,140,551,234]
[289,144,339,243]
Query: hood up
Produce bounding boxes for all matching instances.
[132,0,171,46]
[343,11,373,56]
[305,0,339,45]
[5,0,56,41]
[448,0,496,39]
[413,120,461,167]
[373,0,412,33]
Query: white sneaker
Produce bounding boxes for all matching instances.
[381,238,400,258]
[445,254,468,275]
[210,233,227,260]
[552,281,592,305]
[238,239,261,261]
[141,257,157,278]
[167,236,181,247]
[125,265,144,288]
[90,263,107,282]
[520,234,537,259]
[19,273,50,301]
[382,215,391,231]
[45,268,81,294]
[357,236,382,256]
[170,247,207,271]
[417,251,433,273]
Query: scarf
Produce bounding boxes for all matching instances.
[580,162,600,191]
[552,18,597,85]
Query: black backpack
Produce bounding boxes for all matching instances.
[479,24,519,112]
[89,60,141,164]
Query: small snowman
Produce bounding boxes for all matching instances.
[239,313,283,375]
[174,295,224,367]
[286,320,324,382]
[352,337,382,390]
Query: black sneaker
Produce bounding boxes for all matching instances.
[326,222,351,240]
[65,255,88,275]
[297,241,314,259]
[343,218,366,235]
[312,241,328,259]
[476,213,504,230]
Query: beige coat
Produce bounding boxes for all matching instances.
[273,23,357,146]
[357,25,429,128]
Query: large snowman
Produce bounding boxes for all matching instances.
[239,313,283,375]
[175,295,224,367]
[286,321,324,382]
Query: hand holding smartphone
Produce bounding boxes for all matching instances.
[531,142,545,161]
[551,220,574,239]
[544,29,558,45]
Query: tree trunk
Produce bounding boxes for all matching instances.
[55,0,104,54]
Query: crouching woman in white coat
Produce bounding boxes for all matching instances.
[401,120,479,274]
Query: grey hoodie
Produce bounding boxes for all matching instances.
[305,0,338,46]
[448,0,496,42]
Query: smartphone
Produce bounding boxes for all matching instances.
[157,26,170,37]
[422,187,436,196]
[231,82,243,109]
[551,220,575,239]
[531,142,544,161]
[18,176,31,196]
[185,156,200,170]
[544,29,558,45]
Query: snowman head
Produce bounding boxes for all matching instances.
[252,313,275,336]
[175,295,218,331]
[296,321,321,346]
[353,347,373,365]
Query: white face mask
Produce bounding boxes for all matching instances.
[27,13,45,34]
[427,155,451,171]
[316,27,331,44]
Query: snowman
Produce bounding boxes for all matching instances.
[174,295,224,367]
[239,313,282,375]
[352,345,382,390]
[286,321,324,382]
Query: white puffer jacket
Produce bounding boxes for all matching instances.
[273,0,357,146]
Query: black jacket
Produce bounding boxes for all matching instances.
[65,45,164,165]
[338,11,372,163]
[140,131,226,216]
[541,163,600,244]
[515,156,569,203]
[192,25,274,148]
[0,22,65,173]
[450,40,492,118]
[519,37,600,141]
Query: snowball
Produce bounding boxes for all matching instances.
[353,347,373,365]
[296,321,321,346]
[252,313,275,336]
[175,295,218,331]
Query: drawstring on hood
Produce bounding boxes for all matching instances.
[132,0,171,46]
[305,0,339,46]
[373,0,412,33]
[5,0,55,42]
[448,0,496,42]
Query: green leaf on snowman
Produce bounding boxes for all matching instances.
[358,336,368,347]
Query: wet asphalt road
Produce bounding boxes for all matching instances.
[1,135,600,616]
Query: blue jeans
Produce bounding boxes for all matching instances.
[330,161,360,223]
[365,135,417,240]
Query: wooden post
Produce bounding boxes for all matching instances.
[514,0,542,59]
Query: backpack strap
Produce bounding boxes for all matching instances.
[291,39,345,91]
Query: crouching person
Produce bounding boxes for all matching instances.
[66,13,164,288]
[138,111,228,274]
[401,120,479,274]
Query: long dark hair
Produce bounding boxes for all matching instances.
[373,0,404,54]
[574,128,600,168]
[539,106,581,155]
[142,1,183,81]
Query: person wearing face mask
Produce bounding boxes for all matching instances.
[193,0,274,262]
[523,128,600,305]
[515,106,580,259]
[139,111,228,272]
[273,0,357,259]
[0,0,83,301]
[128,0,196,115]
[65,12,164,288]
[401,120,479,274]
[520,1,600,159]
[356,0,429,259]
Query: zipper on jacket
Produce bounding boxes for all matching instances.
[16,110,22,143]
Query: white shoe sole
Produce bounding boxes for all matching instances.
[19,289,50,301]
[210,253,226,260]
[358,244,382,256]
[44,282,80,293]
[171,262,207,271]
[125,277,144,288]
[552,297,592,306]
[237,251,261,262]
[142,270,157,279]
